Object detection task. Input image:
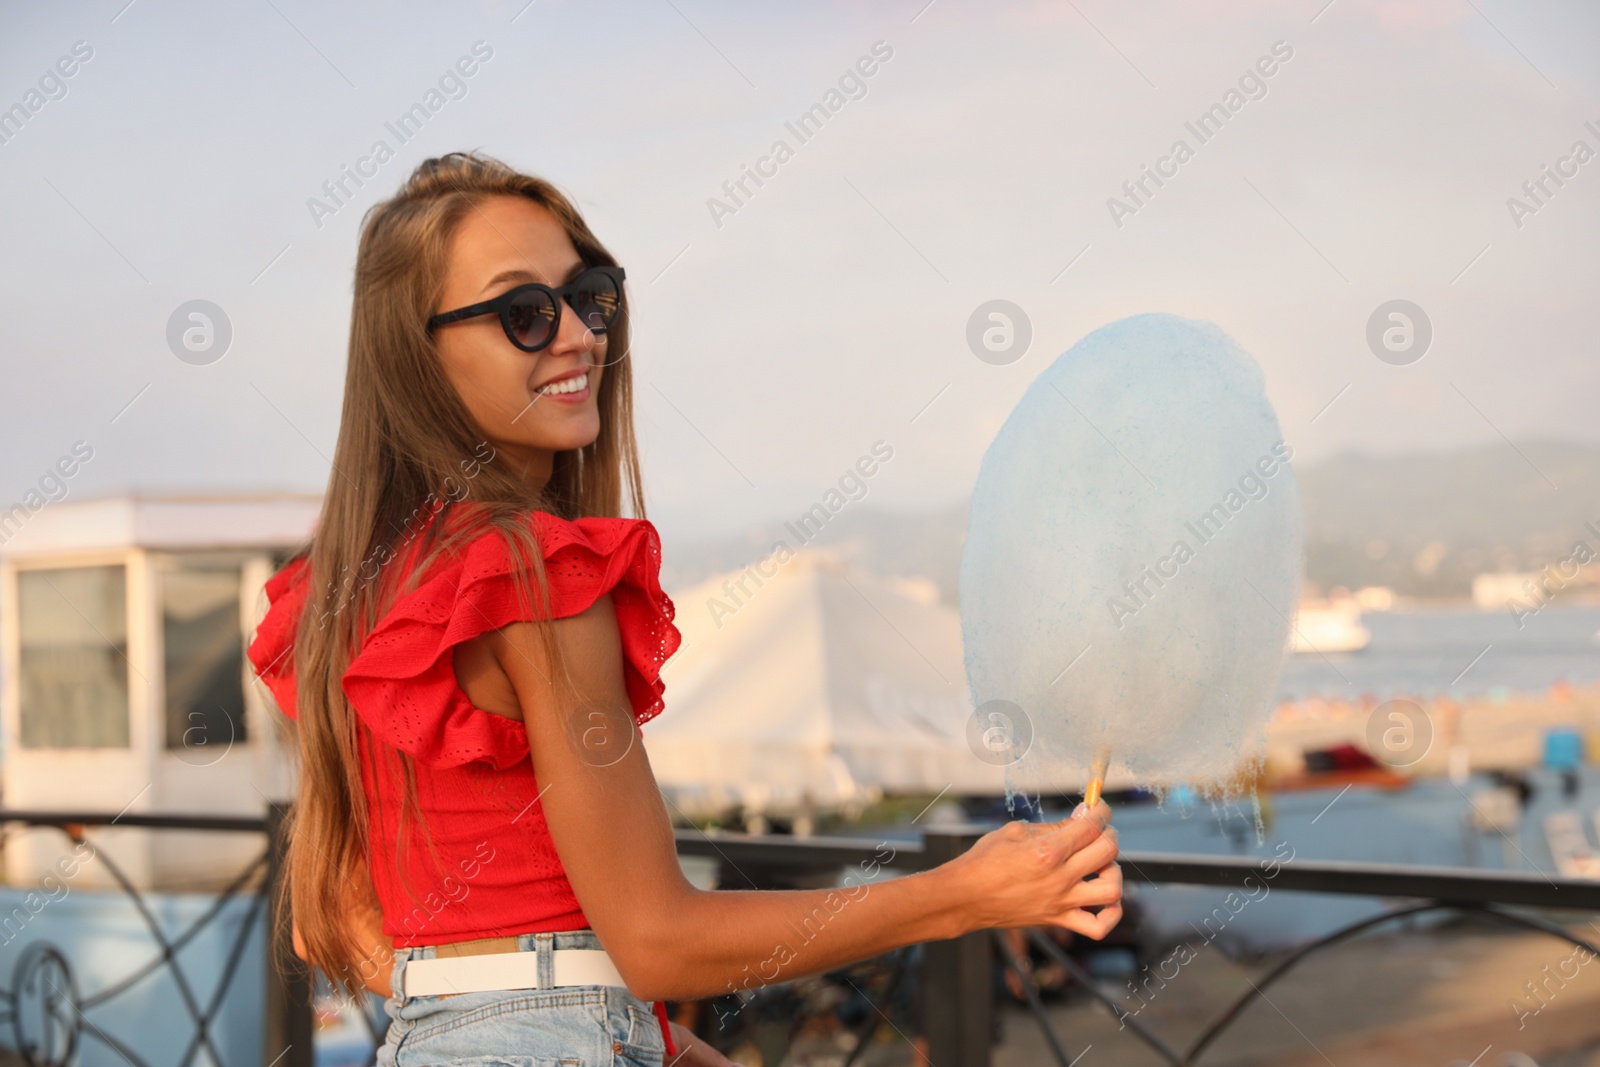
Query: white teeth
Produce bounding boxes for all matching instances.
[539,372,588,396]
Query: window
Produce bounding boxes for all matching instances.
[18,565,130,748]
[163,564,247,758]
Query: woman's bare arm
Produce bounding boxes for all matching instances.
[486,594,1122,1003]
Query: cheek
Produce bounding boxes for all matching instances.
[439,333,530,422]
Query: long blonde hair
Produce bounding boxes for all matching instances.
[273,152,645,1000]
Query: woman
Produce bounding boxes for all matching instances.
[247,151,1123,1066]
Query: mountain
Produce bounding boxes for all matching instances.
[1298,439,1600,597]
[657,440,1600,602]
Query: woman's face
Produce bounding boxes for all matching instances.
[433,194,609,484]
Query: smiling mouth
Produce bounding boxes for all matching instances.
[535,371,589,398]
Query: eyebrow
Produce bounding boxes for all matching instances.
[481,260,587,295]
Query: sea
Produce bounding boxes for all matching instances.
[1277,603,1600,702]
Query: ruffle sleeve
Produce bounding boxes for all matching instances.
[340,512,681,770]
[246,555,311,721]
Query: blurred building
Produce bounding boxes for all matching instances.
[0,493,316,889]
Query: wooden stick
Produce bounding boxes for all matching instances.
[1084,745,1112,808]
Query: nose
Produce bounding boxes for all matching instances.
[547,294,599,359]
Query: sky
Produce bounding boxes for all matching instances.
[1,0,1596,542]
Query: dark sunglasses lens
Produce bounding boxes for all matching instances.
[570,271,622,333]
[505,289,557,350]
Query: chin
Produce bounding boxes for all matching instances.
[539,417,602,453]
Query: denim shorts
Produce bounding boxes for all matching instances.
[377,929,667,1067]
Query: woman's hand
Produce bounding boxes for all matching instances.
[939,801,1122,940]
[667,1022,746,1066]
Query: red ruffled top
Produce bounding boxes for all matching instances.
[246,505,682,951]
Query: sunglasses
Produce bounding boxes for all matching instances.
[427,265,626,354]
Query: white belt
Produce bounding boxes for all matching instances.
[403,947,626,997]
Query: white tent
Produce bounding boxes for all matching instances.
[644,550,1010,818]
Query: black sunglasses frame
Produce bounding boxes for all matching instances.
[426,265,627,354]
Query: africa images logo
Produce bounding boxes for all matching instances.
[305,41,494,230]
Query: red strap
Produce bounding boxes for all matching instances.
[653,1000,677,1057]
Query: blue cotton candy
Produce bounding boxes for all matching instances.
[960,312,1303,793]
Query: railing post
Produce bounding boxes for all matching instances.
[919,828,994,1067]
[265,802,314,1067]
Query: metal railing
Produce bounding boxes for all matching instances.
[0,807,306,1067]
[3,811,1598,1067]
[674,825,1600,1067]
